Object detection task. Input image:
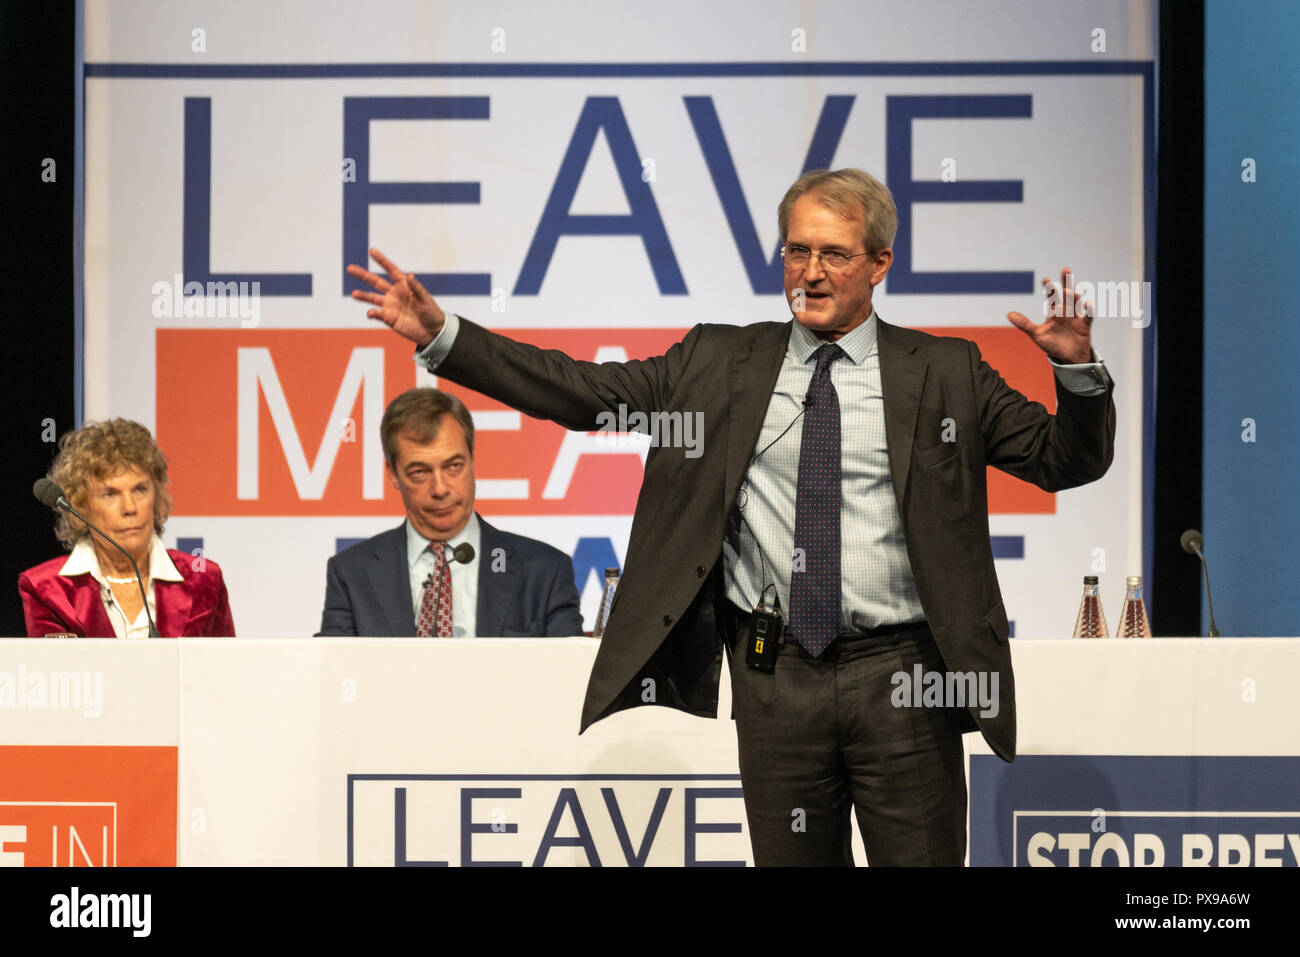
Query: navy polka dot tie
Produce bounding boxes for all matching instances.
[790,343,844,657]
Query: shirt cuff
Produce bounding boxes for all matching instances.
[1049,351,1110,396]
[414,311,461,371]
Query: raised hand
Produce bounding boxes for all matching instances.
[346,248,446,349]
[1007,267,1094,364]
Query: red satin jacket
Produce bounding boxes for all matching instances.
[17,549,235,638]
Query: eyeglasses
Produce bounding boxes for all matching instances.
[781,244,871,273]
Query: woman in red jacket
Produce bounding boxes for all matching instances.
[18,418,234,637]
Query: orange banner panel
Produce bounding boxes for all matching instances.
[0,746,177,866]
[155,326,1054,517]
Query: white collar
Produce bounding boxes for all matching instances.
[60,534,183,588]
[405,512,481,569]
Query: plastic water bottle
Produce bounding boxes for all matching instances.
[592,567,620,637]
[1115,576,1152,638]
[1072,575,1109,638]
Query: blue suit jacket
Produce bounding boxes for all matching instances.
[316,515,583,637]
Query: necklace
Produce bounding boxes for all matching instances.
[105,574,141,584]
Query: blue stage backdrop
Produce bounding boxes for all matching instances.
[1203,0,1300,637]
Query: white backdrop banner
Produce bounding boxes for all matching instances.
[4,638,1297,867]
[80,0,1155,636]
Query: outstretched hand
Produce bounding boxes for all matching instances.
[346,248,446,349]
[1007,267,1094,364]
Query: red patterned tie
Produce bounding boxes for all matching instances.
[415,543,453,638]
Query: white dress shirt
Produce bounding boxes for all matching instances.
[405,513,480,637]
[59,535,183,639]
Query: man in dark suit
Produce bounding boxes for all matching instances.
[317,388,583,638]
[347,169,1115,865]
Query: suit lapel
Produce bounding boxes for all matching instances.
[877,316,929,513]
[725,323,791,513]
[475,517,519,637]
[365,525,415,636]
[154,573,192,638]
[68,574,115,638]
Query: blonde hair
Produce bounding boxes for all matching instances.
[47,419,173,549]
[777,168,898,255]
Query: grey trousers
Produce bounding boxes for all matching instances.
[726,614,968,866]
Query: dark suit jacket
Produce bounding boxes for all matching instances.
[18,549,235,637]
[436,315,1115,761]
[317,514,584,637]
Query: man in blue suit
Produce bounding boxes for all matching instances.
[317,388,584,637]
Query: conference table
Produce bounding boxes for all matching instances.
[2,637,1297,866]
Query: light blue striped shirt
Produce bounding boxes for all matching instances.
[722,315,926,630]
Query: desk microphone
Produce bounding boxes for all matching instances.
[1180,528,1221,637]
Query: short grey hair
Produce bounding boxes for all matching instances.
[777,168,898,255]
[380,388,475,464]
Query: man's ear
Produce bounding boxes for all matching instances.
[384,459,400,490]
[869,248,893,287]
